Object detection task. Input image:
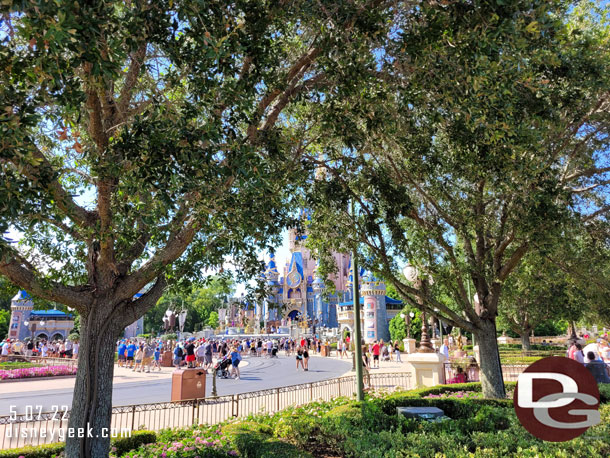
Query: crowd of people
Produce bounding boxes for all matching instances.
[567,338,610,383]
[0,337,78,360]
[112,336,332,379]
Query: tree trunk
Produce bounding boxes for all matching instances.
[520,331,531,351]
[65,303,123,458]
[475,318,506,398]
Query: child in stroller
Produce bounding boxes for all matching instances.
[214,355,232,379]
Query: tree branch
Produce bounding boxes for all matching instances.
[6,149,97,228]
[117,42,148,123]
[0,246,91,310]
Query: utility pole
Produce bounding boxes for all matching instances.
[351,200,364,401]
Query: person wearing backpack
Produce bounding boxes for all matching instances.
[173,344,184,368]
[142,343,154,373]
[230,346,242,379]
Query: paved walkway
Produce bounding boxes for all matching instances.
[0,354,351,414]
[331,351,414,375]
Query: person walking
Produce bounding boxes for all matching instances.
[173,343,184,368]
[153,346,162,371]
[341,340,348,358]
[296,346,305,370]
[117,341,127,367]
[133,344,144,372]
[371,340,380,368]
[394,340,402,363]
[185,338,196,368]
[303,345,310,371]
[230,346,241,380]
[73,340,79,359]
[126,340,136,368]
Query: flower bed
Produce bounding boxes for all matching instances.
[116,427,240,458]
[424,390,483,400]
[0,365,77,380]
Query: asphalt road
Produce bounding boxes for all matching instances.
[0,355,352,415]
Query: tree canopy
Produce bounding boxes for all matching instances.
[302,0,610,398]
[0,1,393,455]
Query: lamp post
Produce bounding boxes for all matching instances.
[24,320,37,342]
[400,311,413,339]
[403,265,434,353]
[351,200,364,401]
[435,308,443,343]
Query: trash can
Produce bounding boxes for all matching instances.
[321,344,331,357]
[161,351,174,367]
[171,368,207,401]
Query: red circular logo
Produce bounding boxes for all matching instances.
[514,357,600,441]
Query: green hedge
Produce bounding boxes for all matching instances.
[0,443,64,458]
[0,430,157,458]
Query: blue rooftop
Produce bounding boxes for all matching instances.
[31,310,71,317]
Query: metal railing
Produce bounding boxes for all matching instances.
[443,362,531,384]
[0,372,411,449]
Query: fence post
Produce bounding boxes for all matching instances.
[233,394,239,417]
[338,378,341,397]
[310,382,313,401]
[192,399,197,425]
[131,405,136,431]
[276,388,280,412]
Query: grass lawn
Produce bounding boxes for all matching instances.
[0,361,40,370]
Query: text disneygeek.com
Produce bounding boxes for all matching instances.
[5,405,131,441]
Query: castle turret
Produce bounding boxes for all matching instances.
[8,291,34,340]
[361,270,390,343]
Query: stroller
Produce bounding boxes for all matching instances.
[214,355,232,379]
[270,346,278,358]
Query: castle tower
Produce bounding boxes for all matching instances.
[9,291,34,340]
[360,270,390,343]
[263,252,280,321]
[312,260,326,325]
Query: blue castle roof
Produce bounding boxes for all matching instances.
[30,310,72,317]
[12,290,32,301]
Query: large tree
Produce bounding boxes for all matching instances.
[303,0,610,398]
[0,1,390,456]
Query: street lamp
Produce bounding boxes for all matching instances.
[402,265,434,353]
[434,308,443,343]
[400,311,414,339]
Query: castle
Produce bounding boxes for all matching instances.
[256,227,402,342]
[7,290,74,341]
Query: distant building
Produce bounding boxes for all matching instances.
[123,291,144,338]
[8,291,74,341]
[124,317,144,339]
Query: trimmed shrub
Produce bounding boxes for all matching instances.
[112,430,157,456]
[0,443,64,458]
[0,431,156,458]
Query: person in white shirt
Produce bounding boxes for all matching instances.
[41,341,48,357]
[72,341,79,359]
[439,338,450,359]
[65,340,73,358]
[1,340,10,357]
[195,343,206,367]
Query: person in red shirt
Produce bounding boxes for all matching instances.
[371,340,381,368]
